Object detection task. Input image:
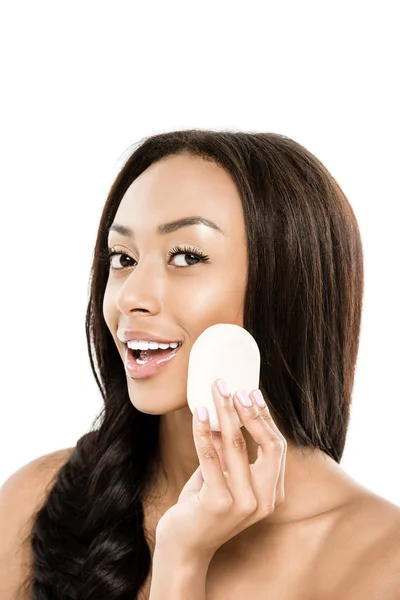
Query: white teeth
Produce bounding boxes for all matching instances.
[127,340,181,351]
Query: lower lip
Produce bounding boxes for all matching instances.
[124,345,182,379]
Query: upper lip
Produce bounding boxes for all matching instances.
[117,329,182,344]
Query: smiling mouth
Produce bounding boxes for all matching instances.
[129,344,182,364]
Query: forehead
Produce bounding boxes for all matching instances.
[112,154,245,237]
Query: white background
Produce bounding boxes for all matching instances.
[0,1,399,505]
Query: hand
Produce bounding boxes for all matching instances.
[155,379,287,559]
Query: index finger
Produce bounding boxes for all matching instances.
[193,406,232,504]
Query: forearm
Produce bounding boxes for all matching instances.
[149,544,211,600]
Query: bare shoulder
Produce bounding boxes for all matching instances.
[0,447,75,507]
[0,448,74,600]
[315,487,400,599]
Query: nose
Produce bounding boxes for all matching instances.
[115,261,163,316]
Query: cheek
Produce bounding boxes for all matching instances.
[172,273,246,335]
[102,284,115,331]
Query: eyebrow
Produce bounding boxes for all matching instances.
[108,216,225,238]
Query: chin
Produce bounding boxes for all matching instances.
[126,383,189,413]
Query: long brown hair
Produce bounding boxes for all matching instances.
[25,130,363,599]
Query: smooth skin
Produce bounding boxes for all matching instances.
[102,154,400,599]
[149,380,286,600]
[1,153,399,600]
[155,381,286,558]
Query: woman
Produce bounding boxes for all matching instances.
[1,130,399,599]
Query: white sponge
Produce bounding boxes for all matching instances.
[187,323,261,431]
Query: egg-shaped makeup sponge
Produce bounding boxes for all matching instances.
[187,323,261,431]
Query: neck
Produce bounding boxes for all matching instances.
[147,404,356,531]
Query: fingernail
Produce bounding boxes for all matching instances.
[217,379,230,397]
[237,390,253,407]
[253,389,266,408]
[196,405,208,422]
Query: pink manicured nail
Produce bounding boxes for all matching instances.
[217,379,230,397]
[237,390,252,407]
[253,390,266,407]
[196,406,208,422]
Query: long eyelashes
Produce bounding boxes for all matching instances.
[100,244,210,271]
[167,245,209,263]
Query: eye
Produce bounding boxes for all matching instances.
[168,245,210,268]
[102,245,210,271]
[105,248,136,270]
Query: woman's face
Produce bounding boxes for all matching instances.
[103,153,248,413]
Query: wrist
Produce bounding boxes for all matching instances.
[149,544,212,600]
[153,541,213,570]
[154,525,215,561]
